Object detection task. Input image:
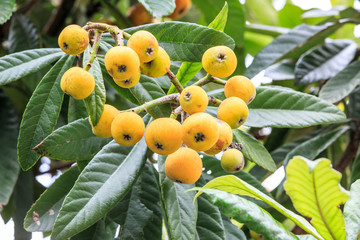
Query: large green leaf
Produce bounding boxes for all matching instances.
[349,87,360,120]
[167,2,228,95]
[247,86,346,128]
[68,98,88,123]
[319,61,360,103]
[233,129,276,172]
[8,13,39,53]
[158,156,198,240]
[295,40,357,85]
[32,118,111,161]
[201,154,271,197]
[195,188,298,239]
[0,0,15,24]
[0,48,64,86]
[344,180,360,240]
[284,156,349,240]
[51,137,149,240]
[106,22,235,62]
[351,154,360,184]
[0,92,19,206]
[196,175,323,239]
[265,59,296,81]
[17,55,75,171]
[129,75,171,118]
[24,167,79,232]
[245,22,344,78]
[83,49,106,126]
[222,215,247,240]
[138,0,175,17]
[71,218,117,240]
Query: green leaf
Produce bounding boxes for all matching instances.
[0,0,15,24]
[245,23,289,37]
[222,215,247,240]
[17,55,75,171]
[245,22,344,78]
[284,156,349,240]
[245,0,278,25]
[32,118,111,161]
[351,154,360,184]
[138,0,175,17]
[201,154,271,197]
[83,49,106,126]
[196,175,323,239]
[319,61,360,103]
[349,87,360,120]
[0,91,19,206]
[71,218,117,240]
[283,126,349,165]
[167,2,228,95]
[344,180,360,240]
[24,167,80,232]
[278,4,303,28]
[129,75,171,118]
[247,86,346,128]
[233,129,276,172]
[8,13,39,53]
[51,137,149,240]
[158,156,198,240]
[195,188,298,239]
[295,40,357,85]
[265,60,296,81]
[68,98,88,123]
[113,22,235,62]
[0,48,65,86]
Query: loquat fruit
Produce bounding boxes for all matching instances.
[217,97,248,129]
[180,86,208,115]
[165,147,202,184]
[60,67,95,100]
[224,75,256,104]
[182,112,219,151]
[202,46,237,78]
[127,3,153,26]
[90,104,119,138]
[113,69,141,88]
[145,118,183,155]
[127,30,159,63]
[104,46,140,80]
[111,112,145,146]
[204,119,233,155]
[140,47,170,78]
[221,148,245,173]
[167,0,192,20]
[58,25,89,55]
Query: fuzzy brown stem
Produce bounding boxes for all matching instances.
[129,93,180,114]
[167,70,184,93]
[84,22,129,46]
[84,30,102,71]
[208,96,222,106]
[227,143,243,151]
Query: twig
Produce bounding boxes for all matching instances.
[193,74,227,87]
[84,22,128,46]
[128,93,180,114]
[84,30,102,71]
[208,96,222,106]
[227,143,243,151]
[167,70,184,93]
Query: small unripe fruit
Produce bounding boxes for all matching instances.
[140,47,170,78]
[60,67,95,100]
[111,112,145,146]
[168,0,192,20]
[91,104,119,138]
[113,69,141,88]
[182,113,219,151]
[221,149,244,173]
[58,25,89,55]
[165,148,202,184]
[127,3,153,26]
[127,30,159,63]
[217,97,248,129]
[224,75,256,104]
[180,86,208,115]
[104,46,140,80]
[204,119,233,155]
[145,118,183,155]
[202,46,237,78]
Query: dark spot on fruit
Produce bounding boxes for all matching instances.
[184,91,191,100]
[123,134,132,141]
[146,47,154,56]
[144,61,153,67]
[217,53,226,62]
[123,79,132,85]
[178,8,185,14]
[63,42,69,50]
[118,65,127,73]
[194,132,205,142]
[237,118,244,125]
[175,178,183,183]
[155,142,164,150]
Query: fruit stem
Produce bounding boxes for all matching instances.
[211,76,227,85]
[227,142,243,151]
[208,96,222,106]
[128,93,180,114]
[84,30,102,71]
[193,73,212,87]
[170,106,182,119]
[83,22,129,46]
[166,70,184,93]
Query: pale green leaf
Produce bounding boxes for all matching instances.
[138,0,175,17]
[344,180,360,240]
[0,0,15,24]
[284,156,349,240]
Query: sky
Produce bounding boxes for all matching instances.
[0,0,353,239]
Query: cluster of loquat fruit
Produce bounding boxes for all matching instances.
[57,20,256,185]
